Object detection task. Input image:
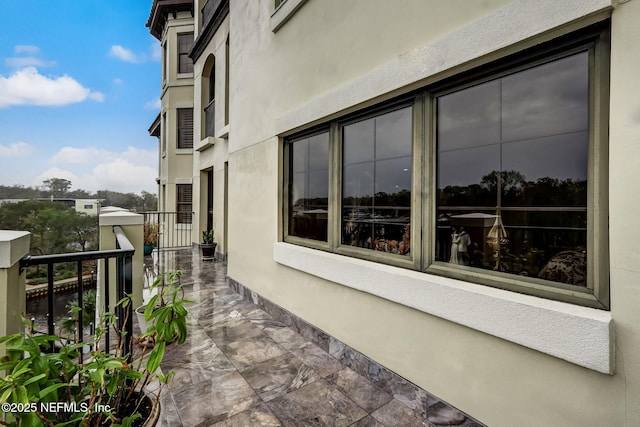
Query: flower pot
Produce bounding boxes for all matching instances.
[144,243,155,256]
[201,242,217,260]
[135,305,152,335]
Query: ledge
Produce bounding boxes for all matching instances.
[0,231,30,268]
[195,136,216,151]
[273,242,614,374]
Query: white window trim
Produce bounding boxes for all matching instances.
[274,242,613,374]
[271,0,309,33]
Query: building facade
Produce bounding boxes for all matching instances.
[150,1,640,425]
[147,0,195,227]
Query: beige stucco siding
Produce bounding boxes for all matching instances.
[216,0,639,425]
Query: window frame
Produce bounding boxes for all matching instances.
[177,108,194,149]
[177,32,194,74]
[281,23,610,309]
[176,184,193,224]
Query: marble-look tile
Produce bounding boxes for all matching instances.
[172,371,260,426]
[370,399,429,427]
[204,317,265,344]
[328,340,371,379]
[265,326,309,350]
[208,401,282,426]
[290,317,330,352]
[240,352,321,402]
[290,342,343,378]
[426,401,466,426]
[368,362,431,417]
[266,379,367,427]
[325,368,393,413]
[219,334,288,371]
[157,387,183,427]
[350,415,386,427]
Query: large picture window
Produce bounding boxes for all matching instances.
[282,23,609,308]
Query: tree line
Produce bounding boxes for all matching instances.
[0,179,158,255]
[0,179,157,212]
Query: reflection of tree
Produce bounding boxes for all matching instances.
[439,170,586,207]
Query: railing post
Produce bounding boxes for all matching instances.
[0,231,30,339]
[98,212,144,318]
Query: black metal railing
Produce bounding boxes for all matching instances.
[143,212,193,250]
[19,226,134,357]
[205,99,215,138]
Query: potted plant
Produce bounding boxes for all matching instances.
[143,223,159,256]
[135,270,191,345]
[200,230,216,260]
[0,281,189,426]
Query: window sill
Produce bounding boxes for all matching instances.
[216,124,229,139]
[273,242,614,374]
[177,72,193,79]
[195,137,216,152]
[271,0,309,33]
[175,148,193,155]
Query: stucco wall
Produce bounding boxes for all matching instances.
[223,0,639,425]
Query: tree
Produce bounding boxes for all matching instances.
[42,178,72,197]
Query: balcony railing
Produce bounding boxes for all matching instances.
[143,212,193,250]
[19,226,134,357]
[205,99,215,138]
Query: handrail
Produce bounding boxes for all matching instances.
[19,225,135,358]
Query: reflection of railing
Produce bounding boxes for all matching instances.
[205,99,215,138]
[143,212,193,250]
[19,226,134,358]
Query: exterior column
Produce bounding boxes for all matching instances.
[0,231,30,338]
[98,212,144,311]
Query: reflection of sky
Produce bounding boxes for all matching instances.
[291,132,329,203]
[437,50,589,188]
[344,107,412,165]
[342,107,412,199]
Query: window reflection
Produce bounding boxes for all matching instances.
[289,132,329,241]
[342,106,412,256]
[436,51,589,287]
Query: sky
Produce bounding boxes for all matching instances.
[0,1,161,195]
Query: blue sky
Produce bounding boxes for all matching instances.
[0,1,161,194]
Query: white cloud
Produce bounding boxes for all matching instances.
[0,141,36,157]
[113,78,123,85]
[144,98,161,110]
[0,67,104,108]
[6,45,55,68]
[44,146,158,193]
[151,42,162,61]
[15,45,40,55]
[109,45,139,63]
[5,57,55,68]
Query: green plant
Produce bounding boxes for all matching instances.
[202,230,214,244]
[142,271,192,349]
[60,290,97,338]
[0,278,186,426]
[143,223,159,245]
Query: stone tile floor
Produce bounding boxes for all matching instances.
[143,249,459,426]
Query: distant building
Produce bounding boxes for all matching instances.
[0,198,101,216]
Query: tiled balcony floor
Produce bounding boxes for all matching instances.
[144,249,466,427]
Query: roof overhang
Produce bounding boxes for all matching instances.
[147,0,194,40]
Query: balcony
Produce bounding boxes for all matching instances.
[1,221,480,426]
[143,248,481,426]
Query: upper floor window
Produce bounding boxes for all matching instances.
[176,184,193,224]
[283,23,610,308]
[178,33,194,74]
[177,108,193,149]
